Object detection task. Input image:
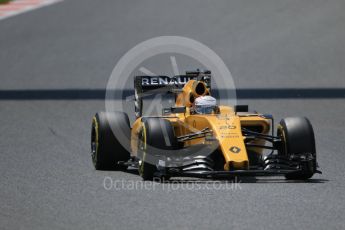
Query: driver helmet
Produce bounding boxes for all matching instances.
[193,95,217,114]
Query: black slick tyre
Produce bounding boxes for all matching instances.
[277,117,316,180]
[138,118,178,180]
[91,112,130,170]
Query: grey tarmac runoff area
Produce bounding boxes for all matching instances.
[1,0,345,229]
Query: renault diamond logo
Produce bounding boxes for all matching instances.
[230,146,241,154]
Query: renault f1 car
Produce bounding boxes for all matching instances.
[91,70,321,180]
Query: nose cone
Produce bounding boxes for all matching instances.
[212,116,249,170]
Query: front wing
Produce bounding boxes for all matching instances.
[120,152,321,179]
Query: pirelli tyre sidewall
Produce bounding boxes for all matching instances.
[91,112,130,170]
[277,117,317,180]
[138,118,178,180]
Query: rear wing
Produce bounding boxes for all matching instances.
[134,70,211,118]
[134,70,211,93]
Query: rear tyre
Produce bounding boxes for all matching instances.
[138,118,178,180]
[91,112,130,170]
[277,117,316,180]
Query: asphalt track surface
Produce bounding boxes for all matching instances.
[1,0,345,229]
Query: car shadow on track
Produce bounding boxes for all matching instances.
[125,168,328,183]
[164,178,328,184]
[236,177,328,183]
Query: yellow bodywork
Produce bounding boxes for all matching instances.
[131,80,270,171]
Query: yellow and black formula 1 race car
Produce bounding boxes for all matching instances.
[91,70,321,180]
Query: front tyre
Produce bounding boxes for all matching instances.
[138,118,178,180]
[91,112,130,170]
[278,117,317,180]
